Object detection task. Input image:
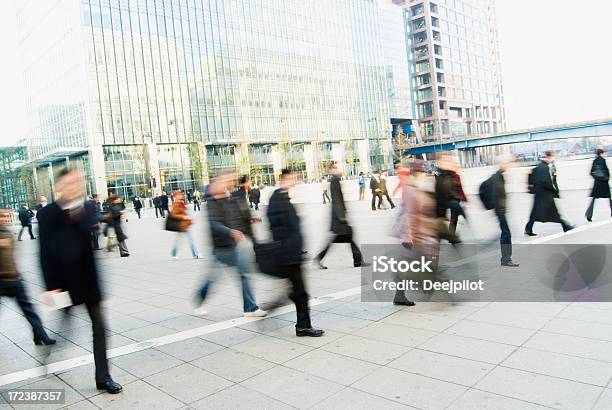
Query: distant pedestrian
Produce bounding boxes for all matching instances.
[153,195,163,218]
[17,204,35,241]
[358,172,366,200]
[86,195,102,250]
[37,168,122,394]
[106,195,130,257]
[370,170,384,210]
[315,163,368,269]
[267,169,324,337]
[322,177,330,204]
[169,191,200,259]
[0,209,56,346]
[379,171,395,209]
[524,151,574,235]
[434,155,463,243]
[249,184,261,210]
[36,195,49,212]
[132,196,143,219]
[161,192,170,216]
[193,189,202,211]
[585,148,611,222]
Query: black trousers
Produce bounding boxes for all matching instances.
[18,224,35,240]
[382,192,395,209]
[496,212,512,263]
[585,198,612,220]
[371,191,383,210]
[193,201,201,211]
[0,280,47,339]
[316,233,363,265]
[525,217,571,233]
[155,207,165,218]
[322,191,330,204]
[92,225,100,249]
[135,208,141,218]
[284,265,311,329]
[449,203,467,236]
[85,303,110,383]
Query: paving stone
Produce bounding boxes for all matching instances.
[241,366,343,409]
[199,327,258,347]
[475,367,602,409]
[284,349,379,385]
[313,387,411,409]
[232,334,313,364]
[155,338,224,362]
[352,366,468,409]
[190,384,292,410]
[381,310,461,332]
[321,334,410,365]
[56,363,137,399]
[190,348,275,383]
[144,363,232,403]
[111,349,183,378]
[444,319,536,346]
[388,349,494,386]
[89,380,183,409]
[449,389,550,409]
[524,331,612,362]
[418,333,516,364]
[354,321,437,347]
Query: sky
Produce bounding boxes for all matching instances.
[0,0,611,146]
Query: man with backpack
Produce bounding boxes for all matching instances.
[479,155,519,267]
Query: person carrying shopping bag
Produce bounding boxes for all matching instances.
[168,191,200,259]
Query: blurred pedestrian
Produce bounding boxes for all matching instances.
[379,171,395,209]
[322,177,330,204]
[358,172,366,200]
[267,169,324,337]
[370,170,384,210]
[37,168,122,394]
[194,171,266,318]
[86,194,102,250]
[479,156,519,266]
[315,163,368,269]
[249,184,261,210]
[524,151,574,235]
[160,192,170,217]
[169,191,200,259]
[434,154,462,243]
[392,161,438,306]
[0,209,56,346]
[17,204,36,241]
[106,195,130,257]
[153,195,163,218]
[36,195,49,211]
[132,196,143,219]
[193,189,202,211]
[585,148,611,221]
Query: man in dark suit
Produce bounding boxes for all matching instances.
[267,169,323,337]
[585,148,611,221]
[37,168,122,394]
[17,204,35,241]
[160,192,170,217]
[153,195,163,218]
[370,170,383,210]
[315,163,368,269]
[524,151,574,235]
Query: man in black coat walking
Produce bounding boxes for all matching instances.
[315,163,368,269]
[37,168,122,394]
[524,151,574,235]
[17,204,36,241]
[267,169,323,337]
[585,148,611,221]
[153,195,163,218]
[160,192,170,216]
[132,196,143,219]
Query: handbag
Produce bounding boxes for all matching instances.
[165,215,182,232]
[253,241,286,278]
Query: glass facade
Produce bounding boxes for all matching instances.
[18,0,395,198]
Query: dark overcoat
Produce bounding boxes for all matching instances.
[590,156,611,198]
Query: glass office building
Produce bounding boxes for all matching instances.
[17,0,393,199]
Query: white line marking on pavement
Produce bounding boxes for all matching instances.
[0,286,361,387]
[1,219,609,387]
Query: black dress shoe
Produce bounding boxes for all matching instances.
[33,336,56,346]
[563,225,576,232]
[354,261,371,268]
[296,327,325,337]
[315,260,328,270]
[586,217,592,222]
[501,260,520,267]
[524,231,537,236]
[96,379,123,394]
[393,300,416,306]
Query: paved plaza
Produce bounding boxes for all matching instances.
[1,184,612,409]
